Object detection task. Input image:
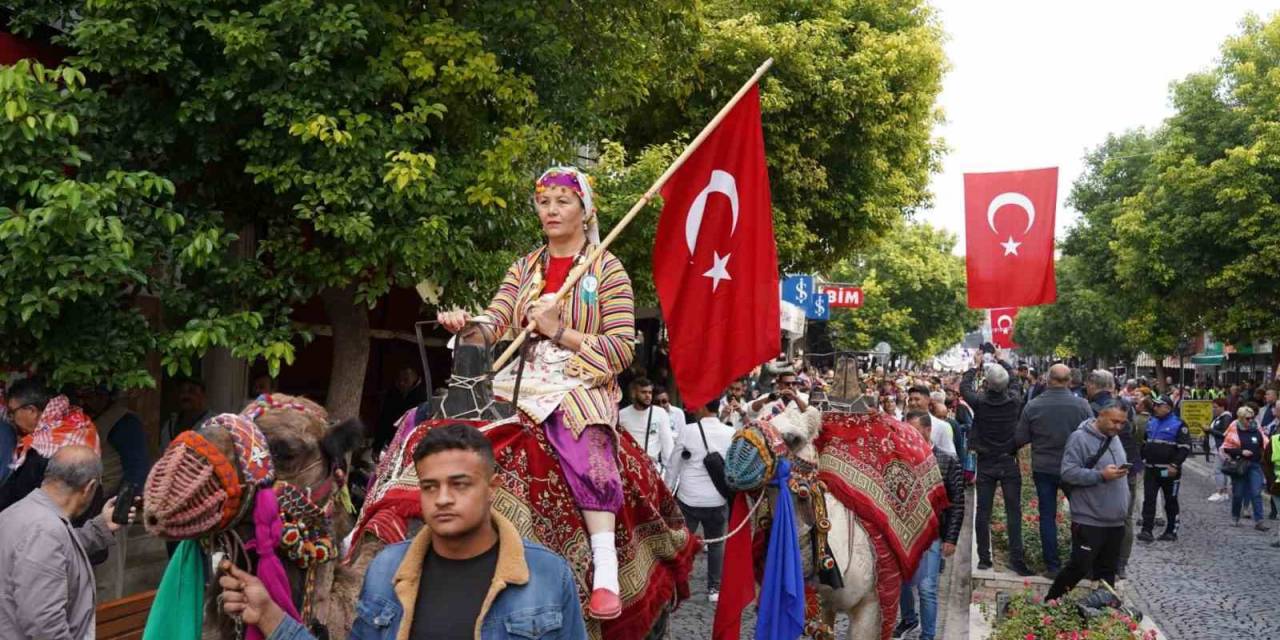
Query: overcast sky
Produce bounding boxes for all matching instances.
[921,1,1278,254]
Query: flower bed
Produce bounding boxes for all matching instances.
[985,589,1156,640]
[990,458,1072,573]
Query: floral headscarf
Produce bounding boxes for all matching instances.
[535,166,600,245]
[10,395,99,470]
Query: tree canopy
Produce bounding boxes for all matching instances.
[1016,12,1280,366]
[826,221,979,361]
[1,0,948,410]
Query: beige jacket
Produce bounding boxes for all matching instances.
[0,488,115,640]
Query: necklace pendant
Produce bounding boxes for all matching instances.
[581,274,599,305]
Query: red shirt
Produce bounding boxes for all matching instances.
[542,256,574,294]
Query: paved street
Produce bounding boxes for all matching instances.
[1124,457,1280,640]
[668,550,856,639]
[667,516,967,640]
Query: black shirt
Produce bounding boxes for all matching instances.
[408,542,499,639]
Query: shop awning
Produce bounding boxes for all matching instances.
[1190,353,1225,366]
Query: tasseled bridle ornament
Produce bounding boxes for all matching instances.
[275,478,338,569]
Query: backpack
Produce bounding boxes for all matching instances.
[691,420,733,500]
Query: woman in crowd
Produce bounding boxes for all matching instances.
[1221,405,1270,531]
[437,166,635,619]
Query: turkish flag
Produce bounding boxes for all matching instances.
[654,84,780,411]
[964,168,1058,308]
[989,307,1020,349]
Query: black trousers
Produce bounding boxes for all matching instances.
[1140,466,1180,534]
[679,501,728,590]
[974,460,1024,564]
[1045,522,1124,601]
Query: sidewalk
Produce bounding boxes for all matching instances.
[1120,457,1280,639]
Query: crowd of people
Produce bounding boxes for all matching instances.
[1,157,1275,640]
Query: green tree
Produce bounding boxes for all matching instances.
[827,221,978,360]
[3,0,948,414]
[8,0,701,415]
[0,59,243,389]
[1022,130,1181,364]
[1011,257,1131,363]
[606,0,948,299]
[1111,13,1280,350]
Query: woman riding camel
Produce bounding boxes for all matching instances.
[438,166,635,620]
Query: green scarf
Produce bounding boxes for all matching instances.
[143,539,207,640]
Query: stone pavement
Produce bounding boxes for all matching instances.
[1123,457,1280,640]
[666,496,970,640]
[667,550,856,639]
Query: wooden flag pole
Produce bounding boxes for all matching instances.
[492,57,775,373]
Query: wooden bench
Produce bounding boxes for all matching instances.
[96,589,156,640]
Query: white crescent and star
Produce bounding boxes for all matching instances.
[995,314,1014,334]
[685,169,739,291]
[986,191,1035,257]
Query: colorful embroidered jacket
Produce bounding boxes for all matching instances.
[484,246,635,437]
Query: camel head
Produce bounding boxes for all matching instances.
[142,394,363,541]
[771,406,824,462]
[142,413,275,540]
[723,406,824,493]
[241,394,362,497]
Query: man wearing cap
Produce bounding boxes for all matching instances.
[1136,394,1191,542]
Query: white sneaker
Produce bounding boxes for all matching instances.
[708,590,720,603]
[1208,494,1222,502]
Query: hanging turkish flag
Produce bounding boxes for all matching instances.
[654,84,780,411]
[989,307,1020,349]
[964,168,1058,308]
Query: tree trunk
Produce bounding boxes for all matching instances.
[321,285,371,420]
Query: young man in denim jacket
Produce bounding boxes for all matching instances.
[219,423,587,639]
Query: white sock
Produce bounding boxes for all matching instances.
[590,532,619,594]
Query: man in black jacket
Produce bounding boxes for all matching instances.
[960,349,1031,575]
[895,410,964,640]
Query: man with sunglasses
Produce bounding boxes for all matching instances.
[749,371,809,419]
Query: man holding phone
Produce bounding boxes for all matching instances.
[749,371,809,418]
[1044,401,1130,601]
[0,446,133,640]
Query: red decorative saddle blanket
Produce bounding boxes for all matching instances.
[349,414,697,640]
[814,411,949,640]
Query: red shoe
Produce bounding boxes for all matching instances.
[589,588,622,620]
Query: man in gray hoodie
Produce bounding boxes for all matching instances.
[1016,363,1094,576]
[1044,400,1130,602]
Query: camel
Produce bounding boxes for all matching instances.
[723,372,945,640]
[143,394,363,638]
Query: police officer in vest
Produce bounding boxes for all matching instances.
[1137,395,1192,542]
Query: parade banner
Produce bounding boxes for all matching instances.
[989,307,1019,349]
[964,168,1058,308]
[1180,399,1212,439]
[656,81,779,410]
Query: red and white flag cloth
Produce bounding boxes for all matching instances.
[989,307,1020,349]
[964,168,1058,308]
[653,84,780,411]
